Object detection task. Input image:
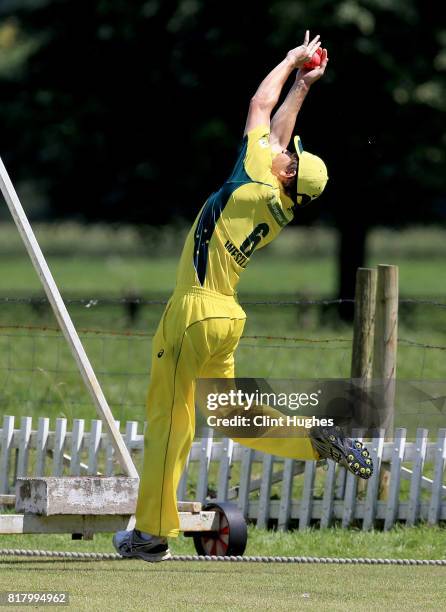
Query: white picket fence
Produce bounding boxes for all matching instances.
[1,415,446,530]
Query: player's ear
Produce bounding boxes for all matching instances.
[280,168,297,179]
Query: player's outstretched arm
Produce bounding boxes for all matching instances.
[270,47,329,152]
[243,31,321,136]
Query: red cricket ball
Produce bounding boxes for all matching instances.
[303,48,322,69]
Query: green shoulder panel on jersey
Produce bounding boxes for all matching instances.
[193,137,274,285]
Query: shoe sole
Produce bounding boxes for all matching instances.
[311,434,373,479]
[339,439,373,479]
[112,534,172,563]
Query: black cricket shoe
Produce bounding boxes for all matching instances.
[309,425,373,480]
[112,529,171,562]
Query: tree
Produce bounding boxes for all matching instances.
[0,0,445,312]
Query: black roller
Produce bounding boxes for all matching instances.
[193,502,248,557]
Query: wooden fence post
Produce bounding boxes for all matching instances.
[373,264,399,498]
[350,268,377,498]
[373,264,398,429]
[351,268,377,381]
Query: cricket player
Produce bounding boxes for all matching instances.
[114,32,373,562]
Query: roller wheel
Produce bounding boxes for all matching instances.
[193,502,247,556]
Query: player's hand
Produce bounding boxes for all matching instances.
[296,48,329,86]
[286,31,321,69]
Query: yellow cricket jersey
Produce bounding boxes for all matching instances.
[175,125,296,296]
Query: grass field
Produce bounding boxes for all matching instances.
[1,253,446,297]
[1,527,445,611]
[1,222,446,296]
[0,559,444,611]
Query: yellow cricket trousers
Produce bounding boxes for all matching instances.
[134,286,318,537]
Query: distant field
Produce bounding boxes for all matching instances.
[1,254,446,297]
[0,222,445,297]
[1,222,446,260]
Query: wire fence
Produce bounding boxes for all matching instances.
[1,295,446,307]
[0,327,352,422]
[1,324,446,350]
[0,295,445,424]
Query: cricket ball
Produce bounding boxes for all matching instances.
[303,48,322,69]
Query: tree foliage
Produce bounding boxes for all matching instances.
[0,1,445,299]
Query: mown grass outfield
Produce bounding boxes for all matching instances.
[0,558,444,611]
[1,527,445,611]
